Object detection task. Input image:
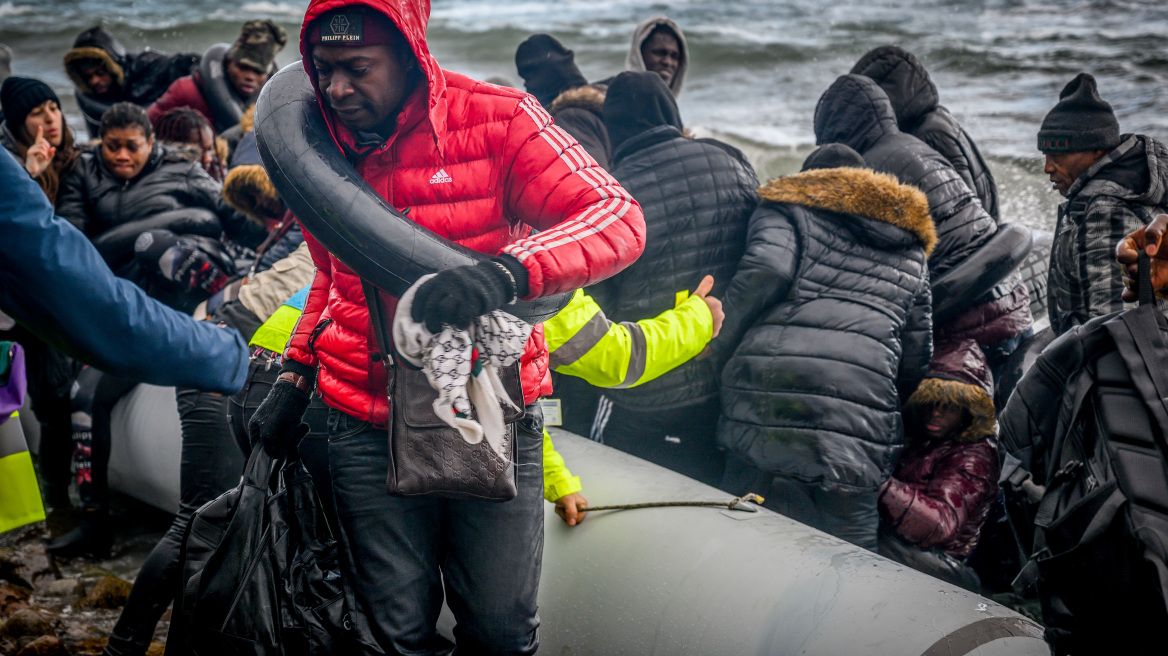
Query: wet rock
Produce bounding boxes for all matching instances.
[0,543,57,590]
[13,635,69,656]
[0,584,31,617]
[70,637,109,655]
[0,608,54,639]
[78,576,132,610]
[40,579,85,600]
[146,642,167,656]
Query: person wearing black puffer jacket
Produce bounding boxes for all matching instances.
[64,26,200,138]
[711,144,935,550]
[577,71,757,485]
[57,103,265,312]
[814,74,1032,380]
[851,45,999,221]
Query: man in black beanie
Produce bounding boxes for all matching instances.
[515,34,611,167]
[1039,72,1168,334]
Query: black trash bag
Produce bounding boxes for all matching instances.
[167,446,352,655]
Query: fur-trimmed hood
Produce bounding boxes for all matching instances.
[64,27,127,95]
[549,84,605,116]
[223,164,282,226]
[758,166,936,255]
[906,337,996,443]
[906,377,997,443]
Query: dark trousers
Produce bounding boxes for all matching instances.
[104,389,246,656]
[721,454,879,550]
[592,396,725,487]
[69,367,137,510]
[326,406,545,656]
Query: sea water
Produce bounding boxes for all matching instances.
[3,0,1167,230]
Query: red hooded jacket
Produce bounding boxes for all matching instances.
[283,0,645,426]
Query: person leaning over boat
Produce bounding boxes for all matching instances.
[709,144,935,550]
[147,20,286,134]
[1039,73,1168,335]
[814,74,1032,381]
[580,71,757,486]
[851,46,999,221]
[515,34,611,168]
[248,2,645,653]
[64,26,200,138]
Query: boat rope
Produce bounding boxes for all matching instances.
[584,492,764,513]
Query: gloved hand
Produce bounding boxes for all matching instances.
[410,256,530,333]
[248,361,314,457]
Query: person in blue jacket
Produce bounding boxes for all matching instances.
[0,147,247,393]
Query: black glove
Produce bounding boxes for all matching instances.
[248,361,314,457]
[411,256,530,333]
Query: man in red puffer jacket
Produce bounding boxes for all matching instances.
[247,1,645,653]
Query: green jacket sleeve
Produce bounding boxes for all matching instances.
[543,428,582,502]
[544,289,714,388]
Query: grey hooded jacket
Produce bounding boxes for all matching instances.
[625,16,688,97]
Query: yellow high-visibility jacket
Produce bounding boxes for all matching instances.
[540,288,714,501]
[253,285,714,503]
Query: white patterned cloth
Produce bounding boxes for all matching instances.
[393,274,533,457]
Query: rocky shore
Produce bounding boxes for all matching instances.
[0,504,172,656]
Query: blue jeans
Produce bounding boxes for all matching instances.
[327,405,545,656]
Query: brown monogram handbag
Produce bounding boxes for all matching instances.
[364,282,523,501]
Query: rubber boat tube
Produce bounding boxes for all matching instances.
[94,391,1048,654]
[253,63,571,324]
[434,431,1051,655]
[198,43,245,133]
[91,208,221,266]
[932,222,1033,325]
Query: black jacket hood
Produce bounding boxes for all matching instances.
[814,74,899,154]
[603,70,682,155]
[850,45,939,129]
[1072,134,1168,207]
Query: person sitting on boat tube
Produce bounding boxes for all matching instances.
[147,20,287,134]
[247,1,645,653]
[64,26,200,138]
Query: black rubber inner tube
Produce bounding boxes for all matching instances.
[253,63,571,324]
[931,222,1033,325]
[92,208,222,269]
[199,43,245,133]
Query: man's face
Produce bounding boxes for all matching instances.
[921,404,966,442]
[226,59,267,98]
[313,43,414,135]
[641,30,680,85]
[1044,149,1108,197]
[80,62,114,96]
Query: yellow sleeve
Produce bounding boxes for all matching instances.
[545,289,713,388]
[542,428,581,502]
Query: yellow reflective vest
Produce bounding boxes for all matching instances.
[251,285,713,503]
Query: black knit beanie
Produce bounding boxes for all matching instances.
[801,143,867,171]
[1,77,60,135]
[1037,73,1120,153]
[515,34,587,108]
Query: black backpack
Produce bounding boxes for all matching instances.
[999,254,1168,654]
[167,447,354,655]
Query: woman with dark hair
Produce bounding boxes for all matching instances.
[154,107,226,182]
[0,76,79,205]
